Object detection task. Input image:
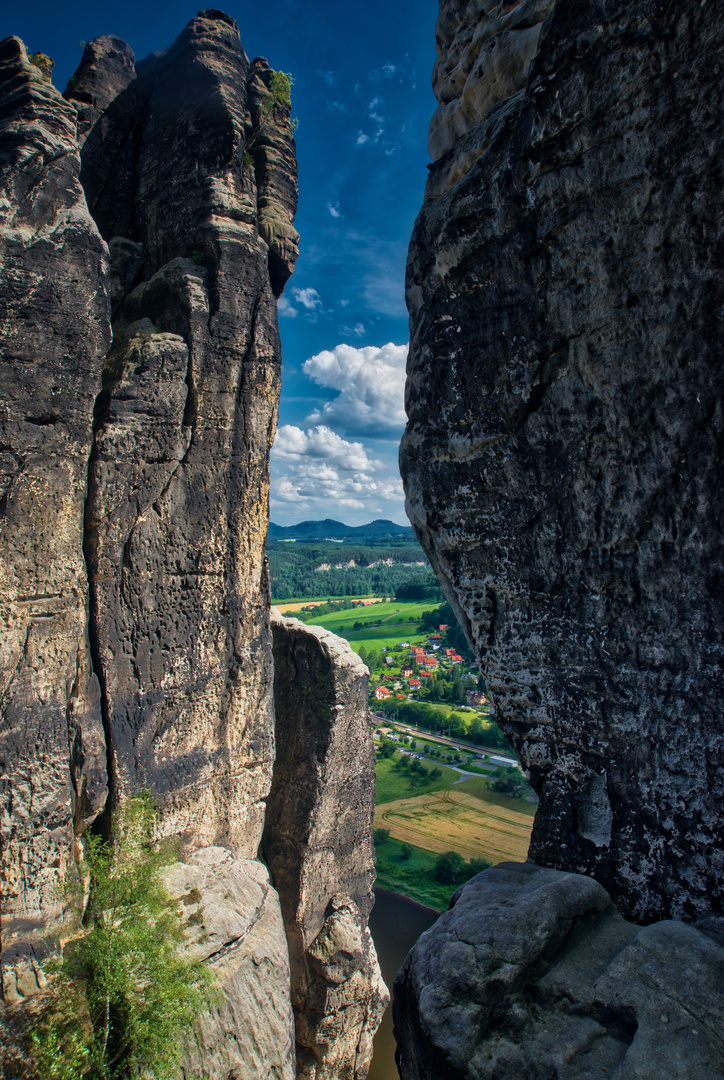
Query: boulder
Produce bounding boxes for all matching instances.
[394,863,724,1079]
[163,847,296,1080]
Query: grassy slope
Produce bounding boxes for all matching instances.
[305,599,439,654]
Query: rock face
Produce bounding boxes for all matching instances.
[0,35,109,1000]
[1,17,386,1078]
[263,614,388,1079]
[401,0,724,922]
[394,863,724,1080]
[1,8,291,1071]
[78,11,298,857]
[163,848,296,1080]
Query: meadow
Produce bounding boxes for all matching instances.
[374,755,459,804]
[300,598,439,654]
[373,836,466,911]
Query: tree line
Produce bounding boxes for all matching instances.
[267,541,433,600]
[375,699,511,752]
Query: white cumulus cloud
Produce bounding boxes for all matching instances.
[270,424,402,512]
[303,342,408,436]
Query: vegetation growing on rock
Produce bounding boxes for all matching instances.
[25,798,216,1080]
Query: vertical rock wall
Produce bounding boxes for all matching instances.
[263,614,388,1080]
[77,12,298,857]
[0,7,299,1054]
[401,0,724,923]
[0,36,109,1001]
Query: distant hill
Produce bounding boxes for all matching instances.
[267,518,414,542]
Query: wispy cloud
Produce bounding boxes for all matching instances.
[369,62,399,81]
[277,294,298,318]
[303,341,408,436]
[356,131,370,146]
[327,201,342,218]
[340,323,366,338]
[292,286,322,310]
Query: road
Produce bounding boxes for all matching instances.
[370,712,519,767]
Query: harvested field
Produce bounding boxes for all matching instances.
[373,785,534,864]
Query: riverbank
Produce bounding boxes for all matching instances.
[367,889,438,1080]
[374,835,467,911]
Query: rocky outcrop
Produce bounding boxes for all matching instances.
[394,863,724,1080]
[0,35,109,999]
[1,9,299,1070]
[263,614,388,1079]
[1,17,387,1079]
[163,848,296,1080]
[401,0,724,922]
[78,11,295,856]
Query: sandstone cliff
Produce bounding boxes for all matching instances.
[264,614,388,1080]
[400,0,724,925]
[1,14,382,1079]
[0,34,110,1002]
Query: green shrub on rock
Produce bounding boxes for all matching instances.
[25,796,216,1080]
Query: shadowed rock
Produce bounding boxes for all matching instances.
[0,34,109,1001]
[263,614,388,1079]
[401,0,724,923]
[394,863,724,1080]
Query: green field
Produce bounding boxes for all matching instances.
[302,599,440,654]
[375,756,459,804]
[373,836,466,911]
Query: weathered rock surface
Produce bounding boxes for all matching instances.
[401,0,724,922]
[77,12,298,857]
[0,10,301,1071]
[163,847,296,1080]
[428,0,555,169]
[394,863,724,1080]
[263,614,388,1079]
[0,35,109,998]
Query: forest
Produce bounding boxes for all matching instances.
[266,539,440,600]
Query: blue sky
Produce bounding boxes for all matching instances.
[2,0,439,526]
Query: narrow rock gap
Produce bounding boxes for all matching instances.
[82,431,117,843]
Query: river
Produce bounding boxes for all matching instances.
[367,889,439,1080]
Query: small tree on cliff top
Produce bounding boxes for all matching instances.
[26,795,216,1080]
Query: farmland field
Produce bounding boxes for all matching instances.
[374,778,535,864]
[299,599,440,654]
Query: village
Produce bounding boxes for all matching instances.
[369,621,487,710]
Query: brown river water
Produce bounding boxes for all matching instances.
[367,889,439,1080]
